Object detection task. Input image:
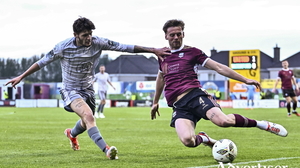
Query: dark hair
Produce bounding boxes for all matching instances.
[162,19,185,33]
[73,17,96,34]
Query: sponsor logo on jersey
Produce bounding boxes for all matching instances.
[108,40,119,46]
[178,53,184,58]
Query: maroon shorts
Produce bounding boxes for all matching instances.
[282,89,296,98]
[170,88,220,128]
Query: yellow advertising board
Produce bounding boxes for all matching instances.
[229,50,260,92]
[260,79,281,89]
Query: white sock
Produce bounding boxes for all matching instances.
[199,135,209,143]
[256,121,268,130]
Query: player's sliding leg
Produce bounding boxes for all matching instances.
[233,114,288,137]
[174,119,217,148]
[208,109,288,137]
[197,132,217,148]
[257,121,288,137]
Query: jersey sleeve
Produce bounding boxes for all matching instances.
[106,73,111,82]
[278,71,282,78]
[195,49,209,66]
[291,70,295,77]
[158,57,165,73]
[36,45,62,68]
[94,36,134,53]
[93,73,98,82]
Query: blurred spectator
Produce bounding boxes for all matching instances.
[265,90,273,99]
[260,90,266,99]
[213,88,221,100]
[4,90,9,100]
[229,92,237,100]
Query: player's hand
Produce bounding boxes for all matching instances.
[5,76,22,89]
[151,103,160,120]
[154,47,170,61]
[245,79,261,90]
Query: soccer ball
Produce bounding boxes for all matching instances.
[212,139,238,163]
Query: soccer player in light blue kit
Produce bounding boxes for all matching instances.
[151,19,288,153]
[246,84,256,109]
[6,17,170,160]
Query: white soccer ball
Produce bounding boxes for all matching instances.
[212,139,238,163]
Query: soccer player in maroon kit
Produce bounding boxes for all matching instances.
[151,19,288,150]
[273,60,299,117]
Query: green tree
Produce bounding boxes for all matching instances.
[1,53,112,82]
[0,58,4,78]
[293,69,300,78]
[1,58,20,78]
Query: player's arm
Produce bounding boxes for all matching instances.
[100,37,171,60]
[292,76,299,91]
[107,80,115,90]
[133,46,170,61]
[204,59,261,90]
[273,78,280,92]
[92,75,97,85]
[151,71,165,120]
[5,63,41,88]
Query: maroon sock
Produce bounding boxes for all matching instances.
[287,103,291,112]
[233,114,257,127]
[194,135,203,147]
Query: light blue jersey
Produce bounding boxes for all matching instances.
[246,85,256,100]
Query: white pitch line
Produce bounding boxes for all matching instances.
[187,157,300,168]
[0,112,15,115]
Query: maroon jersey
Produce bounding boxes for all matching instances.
[158,46,209,106]
[278,69,294,89]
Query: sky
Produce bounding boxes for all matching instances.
[0,0,300,60]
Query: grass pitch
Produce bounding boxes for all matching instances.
[0,107,299,168]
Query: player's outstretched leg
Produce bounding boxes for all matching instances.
[64,128,80,150]
[198,132,217,148]
[258,121,288,137]
[106,146,118,160]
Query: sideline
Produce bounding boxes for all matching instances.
[187,157,300,168]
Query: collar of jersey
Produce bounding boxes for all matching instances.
[171,44,185,53]
[282,68,290,71]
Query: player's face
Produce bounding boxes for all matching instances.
[100,66,105,73]
[282,61,289,69]
[165,26,184,50]
[74,30,93,47]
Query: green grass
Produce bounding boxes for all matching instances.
[0,107,299,168]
